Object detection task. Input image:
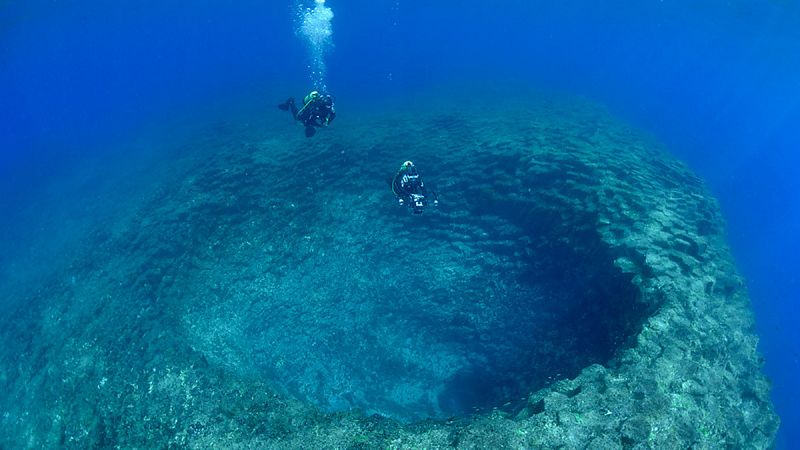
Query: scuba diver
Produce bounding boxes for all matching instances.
[278,90,336,137]
[391,160,438,215]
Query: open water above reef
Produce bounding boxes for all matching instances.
[0,91,777,448]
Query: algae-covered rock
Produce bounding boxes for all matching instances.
[0,93,778,448]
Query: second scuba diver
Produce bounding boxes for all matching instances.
[391,160,438,215]
[278,90,336,137]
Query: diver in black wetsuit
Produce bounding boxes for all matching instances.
[391,160,438,215]
[278,90,336,137]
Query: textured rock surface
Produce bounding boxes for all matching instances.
[0,94,778,448]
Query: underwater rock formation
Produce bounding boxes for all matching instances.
[0,94,778,448]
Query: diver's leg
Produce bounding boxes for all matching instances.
[305,125,316,138]
[277,98,298,119]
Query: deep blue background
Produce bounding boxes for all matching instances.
[1,0,797,445]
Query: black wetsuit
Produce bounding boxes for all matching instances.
[392,166,438,214]
[279,95,336,137]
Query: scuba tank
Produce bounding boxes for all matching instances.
[296,91,321,119]
[303,91,320,105]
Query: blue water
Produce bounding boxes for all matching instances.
[1,0,798,445]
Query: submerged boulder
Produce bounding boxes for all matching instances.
[0,93,778,448]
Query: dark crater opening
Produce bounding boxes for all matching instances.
[410,153,647,420]
[188,140,649,424]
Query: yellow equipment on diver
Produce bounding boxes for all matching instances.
[296,91,321,118]
[303,91,320,105]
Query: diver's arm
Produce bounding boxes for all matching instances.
[391,171,405,198]
[426,183,439,203]
[295,98,312,122]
